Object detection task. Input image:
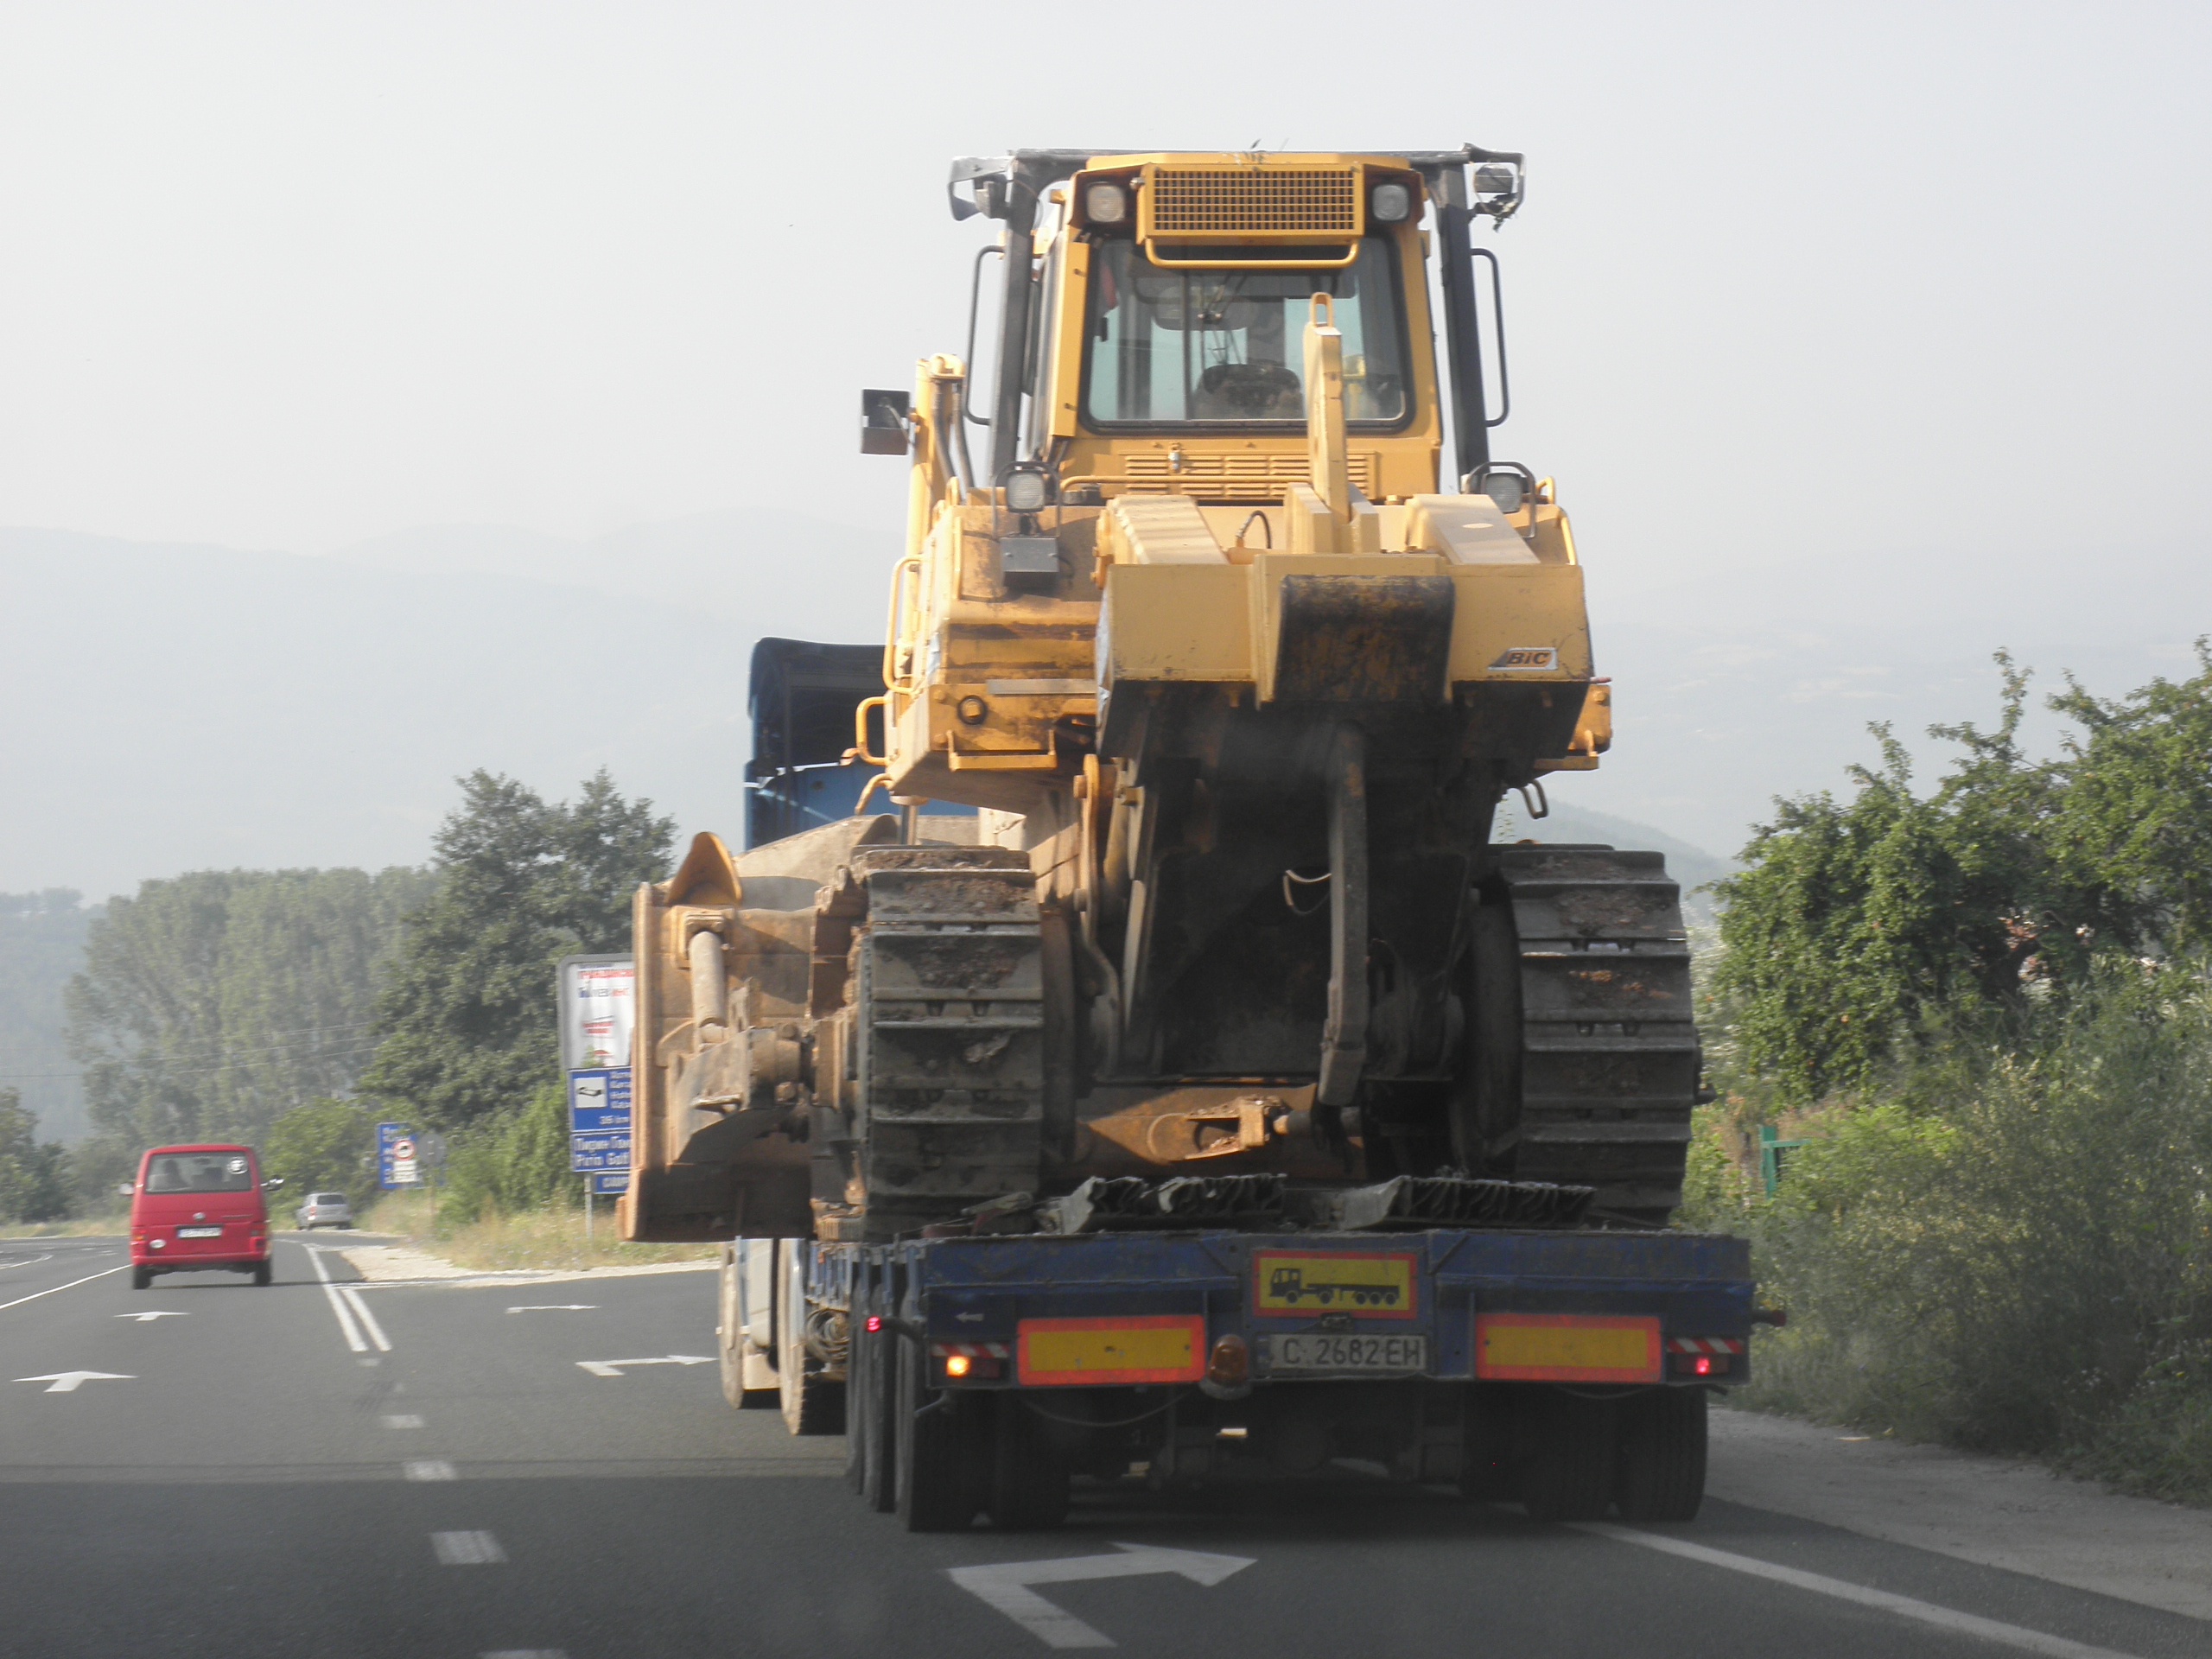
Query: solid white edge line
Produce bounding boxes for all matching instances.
[303,1243,368,1352]
[1573,1523,2148,1659]
[0,1263,130,1313]
[340,1283,393,1351]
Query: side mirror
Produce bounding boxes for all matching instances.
[263,1177,285,1189]
[117,1182,135,1198]
[860,389,911,455]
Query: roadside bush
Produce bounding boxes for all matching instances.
[434,1083,579,1230]
[1704,968,2212,1502]
[262,1096,377,1200]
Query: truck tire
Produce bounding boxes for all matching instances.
[719,1249,778,1410]
[1520,1390,1616,1522]
[896,1338,979,1532]
[779,1244,844,1436]
[847,1302,899,1513]
[986,1395,1070,1530]
[1616,1387,1707,1522]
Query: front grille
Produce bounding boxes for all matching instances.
[1120,450,1376,501]
[1147,167,1359,236]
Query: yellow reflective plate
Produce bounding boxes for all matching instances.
[1016,1316,1205,1386]
[1475,1313,1662,1382]
[1253,1250,1418,1319]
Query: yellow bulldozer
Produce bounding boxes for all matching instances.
[620,145,1700,1255]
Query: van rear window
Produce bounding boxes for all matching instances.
[144,1154,253,1193]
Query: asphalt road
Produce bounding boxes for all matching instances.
[3,1235,2207,1659]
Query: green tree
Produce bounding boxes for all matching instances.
[1714,648,2212,1103]
[64,867,435,1168]
[0,1087,72,1224]
[261,1096,377,1200]
[359,771,671,1131]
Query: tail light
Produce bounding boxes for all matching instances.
[1206,1334,1249,1387]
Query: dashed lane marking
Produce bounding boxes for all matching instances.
[381,1414,425,1429]
[506,1305,596,1313]
[432,1531,506,1566]
[1575,1523,2148,1659]
[482,1651,568,1657]
[0,1265,130,1313]
[403,1460,458,1481]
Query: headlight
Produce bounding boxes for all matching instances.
[1370,181,1413,223]
[1003,469,1051,513]
[1084,181,1129,226]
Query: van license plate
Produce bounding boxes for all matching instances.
[176,1226,222,1238]
[1266,1334,1428,1374]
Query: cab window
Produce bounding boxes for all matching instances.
[1081,238,1408,429]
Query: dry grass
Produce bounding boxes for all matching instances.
[1,1210,130,1238]
[353,1188,716,1274]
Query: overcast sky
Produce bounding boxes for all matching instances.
[3,0,2204,565]
[3,0,2210,894]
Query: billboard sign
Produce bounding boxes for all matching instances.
[558,955,636,1074]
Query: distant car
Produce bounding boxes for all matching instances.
[295,1192,353,1230]
[130,1143,275,1288]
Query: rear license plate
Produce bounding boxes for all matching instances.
[176,1226,222,1238]
[1264,1333,1429,1375]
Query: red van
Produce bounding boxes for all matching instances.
[130,1144,276,1288]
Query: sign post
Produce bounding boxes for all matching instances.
[559,955,635,1249]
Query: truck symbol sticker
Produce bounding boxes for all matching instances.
[1253,1251,1417,1319]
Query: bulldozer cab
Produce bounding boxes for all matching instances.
[899,148,1524,507]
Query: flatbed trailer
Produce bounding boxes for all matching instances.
[723,1224,1755,1531]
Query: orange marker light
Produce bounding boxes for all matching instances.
[944,1353,972,1378]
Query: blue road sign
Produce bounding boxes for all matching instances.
[569,1067,632,1173]
[591,1172,629,1196]
[377,1122,419,1190]
[568,1068,632,1134]
[569,1135,631,1173]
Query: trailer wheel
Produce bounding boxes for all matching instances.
[986,1395,1070,1530]
[1616,1387,1707,1522]
[856,1315,898,1512]
[896,1338,979,1532]
[1520,1390,1617,1522]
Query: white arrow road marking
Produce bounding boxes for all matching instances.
[15,1371,134,1394]
[947,1543,1256,1649]
[1573,1524,2144,1659]
[403,1460,458,1481]
[575,1355,715,1377]
[115,1310,188,1322]
[506,1305,596,1313]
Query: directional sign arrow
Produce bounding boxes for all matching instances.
[948,1543,1256,1649]
[115,1311,188,1322]
[575,1354,715,1377]
[15,1371,135,1394]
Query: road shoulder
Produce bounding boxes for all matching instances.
[1709,1405,2212,1623]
